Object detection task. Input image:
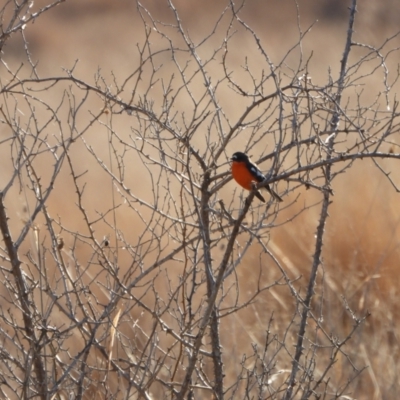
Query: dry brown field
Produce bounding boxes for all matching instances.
[1,1,400,398]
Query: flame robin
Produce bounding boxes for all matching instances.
[231,152,283,202]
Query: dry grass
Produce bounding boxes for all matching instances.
[1,0,400,398]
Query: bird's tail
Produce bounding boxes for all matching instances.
[266,186,283,202]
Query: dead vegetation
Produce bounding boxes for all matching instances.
[0,0,400,398]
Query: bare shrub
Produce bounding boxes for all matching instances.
[0,0,399,398]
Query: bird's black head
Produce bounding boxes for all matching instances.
[231,152,249,162]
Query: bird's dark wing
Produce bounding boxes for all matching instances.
[248,163,266,183]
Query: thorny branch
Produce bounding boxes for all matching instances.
[0,0,399,399]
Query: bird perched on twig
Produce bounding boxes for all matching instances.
[230,152,283,203]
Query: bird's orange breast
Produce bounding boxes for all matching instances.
[231,161,254,191]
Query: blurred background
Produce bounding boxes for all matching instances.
[2,0,400,398]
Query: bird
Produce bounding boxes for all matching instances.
[230,152,283,202]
